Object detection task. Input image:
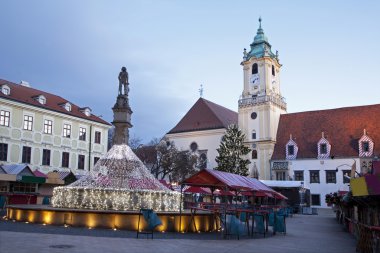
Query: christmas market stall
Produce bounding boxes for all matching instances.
[180,169,289,238]
[331,161,380,253]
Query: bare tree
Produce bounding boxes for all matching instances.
[129,135,143,150]
[134,137,198,183]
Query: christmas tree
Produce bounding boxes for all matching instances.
[215,124,251,176]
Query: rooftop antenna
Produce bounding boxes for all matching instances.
[199,84,204,98]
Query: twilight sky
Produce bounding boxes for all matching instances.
[1,1,380,143]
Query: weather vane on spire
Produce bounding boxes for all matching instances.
[199,84,204,98]
[259,16,262,28]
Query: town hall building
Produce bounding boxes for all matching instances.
[166,18,380,207]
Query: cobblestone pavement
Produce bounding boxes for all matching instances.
[0,209,356,253]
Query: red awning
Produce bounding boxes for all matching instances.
[273,192,288,200]
[184,186,212,194]
[181,169,281,197]
[33,169,47,178]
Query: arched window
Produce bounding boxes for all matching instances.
[251,150,257,159]
[251,130,256,140]
[272,65,275,76]
[252,63,258,74]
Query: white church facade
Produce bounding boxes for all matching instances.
[165,19,380,208]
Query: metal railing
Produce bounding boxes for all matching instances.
[238,95,287,110]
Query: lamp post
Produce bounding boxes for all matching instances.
[336,159,361,179]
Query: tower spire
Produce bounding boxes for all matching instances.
[199,84,204,98]
[259,16,262,29]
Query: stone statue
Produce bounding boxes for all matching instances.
[118,67,129,96]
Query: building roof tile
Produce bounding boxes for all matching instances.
[272,104,380,160]
[167,98,238,134]
[0,79,111,126]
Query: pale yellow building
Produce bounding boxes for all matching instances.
[0,79,111,174]
[238,18,286,179]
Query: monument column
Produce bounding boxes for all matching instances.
[112,66,133,145]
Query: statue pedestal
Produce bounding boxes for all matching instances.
[112,95,133,145]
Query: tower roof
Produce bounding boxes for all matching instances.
[246,18,276,60]
[167,98,238,134]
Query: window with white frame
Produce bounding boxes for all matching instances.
[317,136,331,159]
[320,144,327,154]
[276,171,286,181]
[36,95,46,105]
[78,154,85,170]
[294,171,304,181]
[0,143,8,161]
[43,119,53,134]
[0,110,10,127]
[251,130,256,140]
[64,103,71,112]
[288,145,295,156]
[62,152,70,168]
[326,170,336,183]
[42,149,51,166]
[95,131,101,144]
[79,127,86,141]
[1,85,10,95]
[358,131,374,157]
[63,124,71,138]
[23,115,33,131]
[22,146,32,164]
[310,170,320,183]
[285,138,298,160]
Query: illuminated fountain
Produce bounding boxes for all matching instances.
[52,67,180,211]
[51,144,181,211]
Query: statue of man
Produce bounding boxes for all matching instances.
[118,67,129,96]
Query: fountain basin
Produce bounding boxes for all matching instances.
[52,187,181,212]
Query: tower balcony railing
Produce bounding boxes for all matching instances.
[238,94,287,110]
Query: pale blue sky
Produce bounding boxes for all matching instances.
[1,1,380,143]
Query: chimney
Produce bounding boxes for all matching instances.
[20,81,30,87]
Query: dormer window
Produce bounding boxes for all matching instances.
[320,144,327,154]
[80,107,92,117]
[252,63,258,74]
[288,145,295,156]
[285,135,298,160]
[362,142,369,152]
[359,129,374,157]
[33,95,46,105]
[317,132,331,159]
[64,103,71,112]
[1,85,10,95]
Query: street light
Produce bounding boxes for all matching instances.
[336,160,361,179]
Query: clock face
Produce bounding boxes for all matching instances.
[250,74,259,85]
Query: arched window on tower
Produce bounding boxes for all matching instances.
[251,130,256,140]
[251,150,257,159]
[272,65,275,76]
[252,63,258,74]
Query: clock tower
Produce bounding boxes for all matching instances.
[238,18,287,179]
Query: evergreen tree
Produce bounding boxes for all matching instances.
[215,124,251,176]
